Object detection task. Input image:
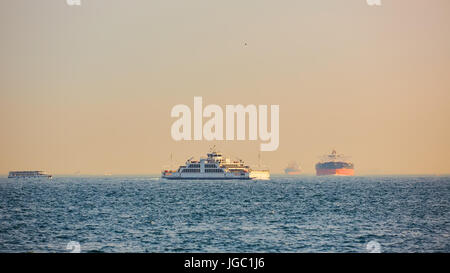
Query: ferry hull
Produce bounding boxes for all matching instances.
[316,168,354,176]
[162,176,250,180]
[162,172,251,180]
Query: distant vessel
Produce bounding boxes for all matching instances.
[249,169,270,180]
[162,148,269,180]
[284,161,302,175]
[249,152,270,180]
[8,171,52,179]
[315,150,354,176]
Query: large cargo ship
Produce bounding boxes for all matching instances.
[162,148,269,180]
[284,161,302,175]
[8,171,52,179]
[315,150,354,176]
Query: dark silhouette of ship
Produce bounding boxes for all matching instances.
[8,171,52,179]
[284,161,302,175]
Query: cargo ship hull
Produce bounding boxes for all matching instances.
[316,168,354,176]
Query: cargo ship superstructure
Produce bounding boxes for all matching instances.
[315,150,354,176]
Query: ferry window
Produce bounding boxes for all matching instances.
[183,168,200,173]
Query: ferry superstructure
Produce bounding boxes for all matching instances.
[8,171,53,179]
[315,150,354,176]
[162,149,269,180]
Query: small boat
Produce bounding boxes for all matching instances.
[8,171,53,179]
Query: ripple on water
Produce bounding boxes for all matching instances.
[0,175,449,252]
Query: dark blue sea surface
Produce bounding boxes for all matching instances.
[0,175,449,253]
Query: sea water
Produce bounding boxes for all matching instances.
[0,175,448,252]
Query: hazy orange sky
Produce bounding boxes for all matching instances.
[1,0,449,175]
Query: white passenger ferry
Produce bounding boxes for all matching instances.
[161,149,269,180]
[8,171,53,179]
